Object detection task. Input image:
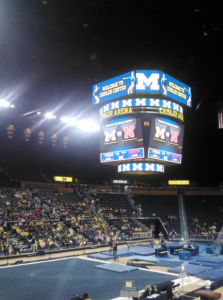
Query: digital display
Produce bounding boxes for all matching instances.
[118,162,164,173]
[148,148,182,164]
[100,116,144,163]
[100,148,144,163]
[92,70,136,105]
[54,176,73,182]
[111,179,130,184]
[159,71,192,107]
[93,70,192,107]
[136,70,192,107]
[100,98,184,121]
[168,180,190,185]
[148,116,184,164]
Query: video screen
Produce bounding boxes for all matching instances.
[92,70,136,105]
[148,116,184,164]
[100,116,144,163]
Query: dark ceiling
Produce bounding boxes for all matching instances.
[0,0,223,185]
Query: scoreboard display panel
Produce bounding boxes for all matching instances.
[92,70,136,105]
[93,70,192,108]
[148,116,184,164]
[100,116,144,163]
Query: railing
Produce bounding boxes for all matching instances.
[26,189,32,198]
[132,231,152,239]
[52,212,60,220]
[174,234,217,242]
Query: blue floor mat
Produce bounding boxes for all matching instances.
[168,264,213,276]
[132,249,155,256]
[101,248,130,255]
[95,263,138,273]
[101,246,155,257]
[88,253,112,260]
[189,261,219,267]
[133,255,159,262]
[197,257,223,263]
[200,269,223,281]
[156,260,183,267]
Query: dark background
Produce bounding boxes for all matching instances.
[0,0,223,186]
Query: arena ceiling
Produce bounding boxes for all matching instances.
[0,0,223,185]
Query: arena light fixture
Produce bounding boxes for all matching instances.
[44,112,56,119]
[0,99,10,107]
[77,119,100,132]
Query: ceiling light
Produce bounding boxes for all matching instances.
[0,99,10,107]
[44,112,56,119]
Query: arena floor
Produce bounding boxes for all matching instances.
[0,256,178,300]
[0,240,222,300]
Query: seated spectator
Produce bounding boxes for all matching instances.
[140,285,152,299]
[83,293,91,300]
[159,232,163,240]
[152,284,159,294]
[187,242,194,249]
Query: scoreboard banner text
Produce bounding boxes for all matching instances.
[93,70,192,107]
[100,98,184,121]
[118,162,164,173]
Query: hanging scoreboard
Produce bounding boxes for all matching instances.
[94,70,191,174]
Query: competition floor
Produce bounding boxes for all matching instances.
[0,257,178,300]
[0,241,222,300]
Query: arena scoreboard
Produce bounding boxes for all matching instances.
[93,70,192,174]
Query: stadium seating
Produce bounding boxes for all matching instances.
[132,194,181,234]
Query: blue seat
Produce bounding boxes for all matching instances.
[206,246,214,254]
